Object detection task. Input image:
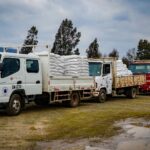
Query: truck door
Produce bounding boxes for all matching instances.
[102,63,112,94]
[25,59,42,95]
[0,57,25,103]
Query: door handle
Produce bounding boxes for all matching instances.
[17,81,22,84]
[36,80,40,84]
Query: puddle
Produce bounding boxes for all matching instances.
[114,118,150,150]
[116,118,150,139]
[34,118,150,150]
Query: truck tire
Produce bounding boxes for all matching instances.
[129,87,137,99]
[69,92,80,107]
[6,94,22,116]
[98,89,106,103]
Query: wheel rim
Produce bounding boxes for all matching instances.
[12,99,21,113]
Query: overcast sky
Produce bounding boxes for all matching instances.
[0,0,150,57]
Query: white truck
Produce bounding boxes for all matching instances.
[0,50,95,115]
[89,58,146,102]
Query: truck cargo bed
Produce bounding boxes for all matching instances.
[48,76,95,92]
[114,75,146,88]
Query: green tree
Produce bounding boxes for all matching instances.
[137,39,150,59]
[109,49,119,59]
[51,18,81,55]
[86,38,101,58]
[20,26,38,54]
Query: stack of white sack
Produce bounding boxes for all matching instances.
[49,53,89,76]
[49,53,64,76]
[63,55,81,76]
[116,60,132,76]
[79,56,89,76]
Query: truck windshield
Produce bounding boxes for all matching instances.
[89,62,102,76]
[129,64,150,74]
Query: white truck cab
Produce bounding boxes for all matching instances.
[0,52,42,115]
[89,60,112,102]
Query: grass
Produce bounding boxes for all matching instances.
[0,95,150,149]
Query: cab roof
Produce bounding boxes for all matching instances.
[131,60,150,64]
[0,52,39,59]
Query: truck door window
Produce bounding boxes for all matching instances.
[1,58,20,78]
[26,59,39,73]
[103,64,110,75]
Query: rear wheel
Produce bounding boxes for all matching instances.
[6,94,22,116]
[98,89,106,103]
[128,87,137,99]
[69,92,80,107]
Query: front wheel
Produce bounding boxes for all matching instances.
[98,89,106,103]
[69,92,80,107]
[6,94,22,116]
